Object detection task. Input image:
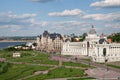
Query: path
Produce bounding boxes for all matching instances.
[18,66,59,80]
[46,76,91,80]
[85,68,120,80]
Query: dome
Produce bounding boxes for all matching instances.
[89,25,96,34]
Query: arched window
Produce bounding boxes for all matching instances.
[103,48,106,57]
[87,42,89,48]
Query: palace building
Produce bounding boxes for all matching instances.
[61,26,120,63]
[36,31,70,53]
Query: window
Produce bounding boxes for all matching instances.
[103,48,106,57]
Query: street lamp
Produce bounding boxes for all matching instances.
[105,59,108,71]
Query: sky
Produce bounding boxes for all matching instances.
[0,0,120,36]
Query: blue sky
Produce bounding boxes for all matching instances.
[0,0,120,36]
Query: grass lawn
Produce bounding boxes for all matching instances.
[0,63,51,80]
[68,77,95,80]
[0,50,93,80]
[107,64,120,69]
[63,62,91,68]
[0,62,10,74]
[0,50,58,65]
[26,67,86,80]
[82,58,91,61]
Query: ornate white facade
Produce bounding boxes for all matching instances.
[61,42,87,56]
[61,26,120,63]
[92,44,120,62]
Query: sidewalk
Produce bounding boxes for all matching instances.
[85,68,120,80]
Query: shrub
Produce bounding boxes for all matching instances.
[3,47,17,51]
[0,62,10,74]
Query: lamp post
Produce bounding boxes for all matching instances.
[105,58,108,71]
[59,50,62,67]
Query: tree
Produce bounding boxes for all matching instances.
[81,33,87,41]
[107,32,120,43]
[33,42,37,46]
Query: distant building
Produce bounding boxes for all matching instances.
[61,25,120,63]
[14,42,36,50]
[13,52,21,58]
[36,31,70,53]
[22,46,30,50]
[26,42,36,49]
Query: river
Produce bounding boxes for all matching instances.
[0,42,26,50]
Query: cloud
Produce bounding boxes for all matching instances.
[105,23,120,28]
[48,21,91,34]
[50,21,89,28]
[90,0,120,8]
[30,0,55,3]
[48,9,120,23]
[83,14,104,20]
[31,20,90,34]
[0,12,37,26]
[4,25,21,32]
[0,10,119,36]
[0,12,90,35]
[48,9,84,17]
[0,12,39,34]
[83,12,120,22]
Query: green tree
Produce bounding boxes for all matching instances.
[81,33,87,41]
[108,32,120,43]
[33,42,37,46]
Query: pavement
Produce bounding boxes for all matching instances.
[85,68,120,80]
